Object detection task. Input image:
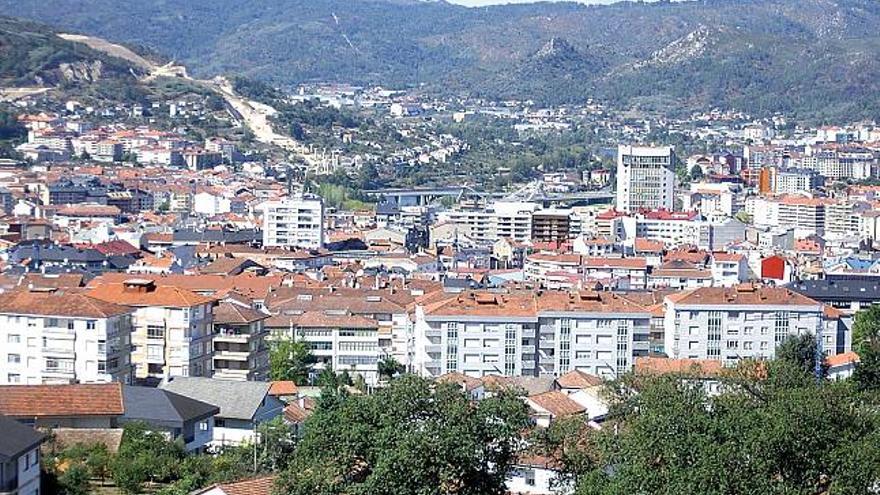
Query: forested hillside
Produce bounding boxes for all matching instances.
[4,0,880,120]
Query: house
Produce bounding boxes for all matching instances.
[119,386,219,452]
[159,377,284,447]
[826,351,859,380]
[525,391,586,427]
[193,475,276,495]
[0,383,124,428]
[0,415,44,495]
[507,454,567,495]
[282,396,316,436]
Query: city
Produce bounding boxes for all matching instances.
[1,1,880,494]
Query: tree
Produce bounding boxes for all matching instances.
[57,462,91,495]
[690,164,704,181]
[269,336,315,385]
[853,305,880,391]
[377,356,405,380]
[111,422,185,494]
[775,333,827,379]
[277,375,531,495]
[564,361,880,495]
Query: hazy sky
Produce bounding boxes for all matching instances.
[447,0,622,5]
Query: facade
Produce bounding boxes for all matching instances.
[0,290,134,385]
[616,145,675,213]
[87,279,216,381]
[211,301,270,381]
[0,416,43,495]
[414,290,651,380]
[664,286,831,365]
[262,195,324,249]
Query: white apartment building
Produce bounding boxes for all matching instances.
[442,201,539,245]
[753,196,827,237]
[0,290,134,385]
[772,168,821,195]
[267,310,381,385]
[616,145,675,213]
[211,301,270,382]
[262,194,324,249]
[414,290,651,380]
[664,286,830,366]
[87,279,216,381]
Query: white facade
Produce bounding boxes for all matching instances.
[193,192,231,216]
[129,303,214,380]
[442,201,539,245]
[664,288,827,366]
[262,195,324,249]
[0,308,133,386]
[616,145,675,213]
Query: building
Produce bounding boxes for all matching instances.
[414,290,651,380]
[664,286,831,366]
[119,385,218,452]
[87,279,216,381]
[0,289,134,385]
[212,301,270,381]
[0,415,43,495]
[616,145,675,213]
[262,195,324,249]
[771,168,823,195]
[159,377,284,447]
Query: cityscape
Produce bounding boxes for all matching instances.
[1,1,880,494]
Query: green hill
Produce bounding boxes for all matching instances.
[4,0,880,120]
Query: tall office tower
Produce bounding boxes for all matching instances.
[616,145,676,213]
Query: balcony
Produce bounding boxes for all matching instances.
[213,350,250,361]
[43,326,75,336]
[214,330,251,343]
[42,346,75,357]
[521,345,536,355]
[424,344,442,353]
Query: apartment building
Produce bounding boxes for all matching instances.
[771,168,823,195]
[262,194,324,249]
[0,289,134,385]
[616,145,675,213]
[211,301,270,381]
[87,279,216,381]
[267,311,381,385]
[443,201,538,245]
[664,285,831,366]
[414,290,651,380]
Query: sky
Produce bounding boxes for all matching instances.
[447,0,622,5]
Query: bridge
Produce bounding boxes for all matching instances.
[363,186,614,207]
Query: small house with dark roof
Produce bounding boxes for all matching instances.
[120,386,220,452]
[0,415,44,495]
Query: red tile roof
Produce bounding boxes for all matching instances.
[0,383,124,417]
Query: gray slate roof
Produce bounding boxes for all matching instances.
[122,386,219,426]
[159,377,271,421]
[0,414,43,461]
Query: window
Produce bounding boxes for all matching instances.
[86,320,96,330]
[504,324,517,376]
[7,334,20,344]
[98,361,107,373]
[98,340,106,354]
[707,312,722,359]
[199,420,209,431]
[67,320,75,330]
[7,354,20,364]
[559,319,572,373]
[7,373,20,383]
[147,326,165,339]
[446,322,459,372]
[46,318,59,328]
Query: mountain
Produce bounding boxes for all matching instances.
[3,0,880,120]
[0,16,145,87]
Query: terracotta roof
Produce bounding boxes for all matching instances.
[528,391,586,417]
[56,205,121,217]
[634,238,665,252]
[0,289,133,318]
[268,381,298,396]
[634,357,723,377]
[213,301,268,325]
[271,311,378,329]
[0,383,124,417]
[826,351,860,367]
[282,398,315,424]
[671,285,820,307]
[437,372,483,392]
[582,257,647,269]
[555,370,603,389]
[87,281,215,308]
[200,476,277,495]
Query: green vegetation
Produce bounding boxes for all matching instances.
[269,336,316,386]
[853,305,880,392]
[8,0,880,120]
[538,358,880,495]
[277,375,530,495]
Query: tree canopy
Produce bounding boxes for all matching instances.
[276,375,531,495]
